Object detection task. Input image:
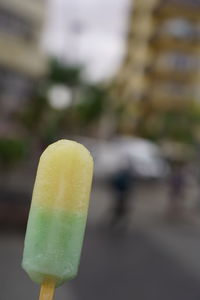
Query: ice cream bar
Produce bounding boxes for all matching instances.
[22,140,93,287]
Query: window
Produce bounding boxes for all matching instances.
[156,52,199,72]
[0,7,34,40]
[159,18,197,40]
[0,67,35,103]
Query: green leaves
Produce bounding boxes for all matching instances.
[48,59,83,87]
[77,85,106,124]
[0,138,27,165]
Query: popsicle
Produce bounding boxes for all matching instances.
[22,140,93,299]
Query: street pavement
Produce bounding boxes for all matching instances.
[72,226,200,300]
[1,182,200,300]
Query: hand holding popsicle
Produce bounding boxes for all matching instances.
[22,140,93,300]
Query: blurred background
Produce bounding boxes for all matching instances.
[0,0,200,299]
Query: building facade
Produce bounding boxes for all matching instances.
[113,0,200,133]
[0,0,47,136]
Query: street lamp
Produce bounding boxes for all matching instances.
[47,84,72,110]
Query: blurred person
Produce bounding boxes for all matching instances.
[109,158,134,228]
[168,161,186,220]
[189,160,200,215]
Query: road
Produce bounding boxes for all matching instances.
[1,182,200,300]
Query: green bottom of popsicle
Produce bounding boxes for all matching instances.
[22,207,87,287]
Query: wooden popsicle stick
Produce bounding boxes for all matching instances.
[39,279,55,300]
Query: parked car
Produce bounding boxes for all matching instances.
[77,136,169,180]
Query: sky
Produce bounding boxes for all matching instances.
[43,0,132,82]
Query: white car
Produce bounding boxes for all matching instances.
[76,136,169,180]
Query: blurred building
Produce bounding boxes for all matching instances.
[0,0,47,136]
[113,0,200,126]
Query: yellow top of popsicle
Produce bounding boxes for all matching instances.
[31,140,93,214]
